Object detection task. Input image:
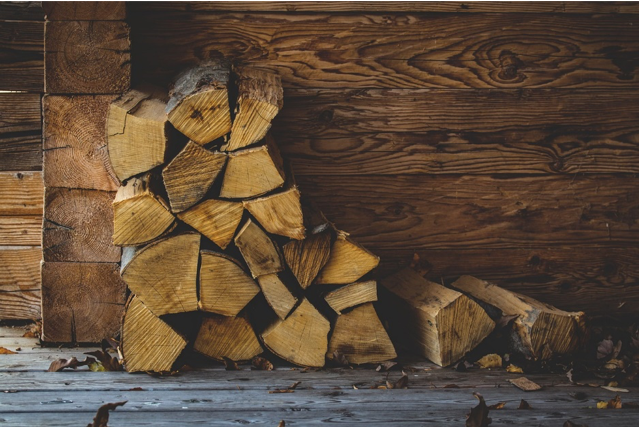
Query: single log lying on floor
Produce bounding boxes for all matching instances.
[112,174,175,246]
[257,274,298,320]
[166,59,232,145]
[194,314,263,362]
[282,231,332,289]
[234,219,283,278]
[219,135,285,199]
[244,187,305,240]
[199,250,260,316]
[315,232,379,285]
[107,85,172,182]
[451,275,585,359]
[162,141,227,213]
[325,280,378,315]
[380,268,495,367]
[225,67,283,152]
[261,298,330,367]
[121,233,200,316]
[177,199,243,249]
[327,303,396,365]
[121,296,187,373]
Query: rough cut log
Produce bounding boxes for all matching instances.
[282,231,332,289]
[199,250,260,316]
[166,59,232,145]
[121,233,200,316]
[121,296,187,373]
[325,280,378,315]
[219,135,285,199]
[43,1,126,20]
[451,275,585,359]
[107,85,173,182]
[224,67,283,152]
[380,268,495,367]
[257,274,298,320]
[112,174,175,246]
[177,199,243,249]
[234,219,284,278]
[315,232,379,285]
[162,141,227,212]
[261,298,330,367]
[326,302,396,365]
[244,187,305,240]
[194,314,263,362]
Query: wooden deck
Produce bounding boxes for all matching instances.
[1,325,638,426]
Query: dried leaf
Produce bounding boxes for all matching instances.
[48,356,97,372]
[488,402,506,410]
[278,421,285,427]
[476,354,502,369]
[386,372,408,389]
[375,361,397,372]
[127,387,144,391]
[597,338,622,360]
[269,381,301,394]
[332,351,350,367]
[252,356,274,371]
[289,381,301,390]
[508,377,542,391]
[564,421,588,427]
[466,392,491,427]
[222,357,240,371]
[598,395,622,409]
[518,399,532,409]
[506,364,523,373]
[0,347,17,355]
[601,386,629,393]
[84,340,123,372]
[87,401,126,427]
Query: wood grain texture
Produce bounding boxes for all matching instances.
[43,95,119,191]
[0,2,44,20]
[0,93,41,171]
[0,20,43,92]
[0,247,41,320]
[43,1,126,20]
[132,12,639,89]
[0,216,41,246]
[0,171,43,215]
[0,288,40,320]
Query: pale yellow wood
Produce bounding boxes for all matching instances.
[234,219,284,278]
[327,303,396,365]
[243,187,305,240]
[261,298,330,368]
[315,232,380,285]
[325,280,378,315]
[162,141,227,213]
[199,250,260,316]
[121,233,200,316]
[194,314,263,362]
[282,231,331,289]
[121,296,187,373]
[177,199,243,249]
[257,274,298,320]
[112,174,175,246]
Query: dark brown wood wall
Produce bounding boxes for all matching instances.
[130,1,639,316]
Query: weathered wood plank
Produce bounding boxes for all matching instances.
[0,171,42,215]
[0,217,41,246]
[0,289,40,320]
[0,20,43,92]
[0,93,41,171]
[132,13,639,89]
[43,1,125,20]
[0,1,44,20]
[0,247,41,292]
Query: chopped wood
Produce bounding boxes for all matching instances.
[194,314,263,362]
[261,299,330,368]
[225,67,283,152]
[282,231,332,289]
[509,377,542,392]
[451,276,585,359]
[257,274,298,320]
[244,187,305,239]
[112,174,175,246]
[162,141,227,212]
[234,219,284,278]
[167,59,232,145]
[380,268,495,367]
[325,280,378,315]
[121,233,200,316]
[177,199,243,249]
[315,232,379,285]
[327,303,396,365]
[199,250,260,316]
[121,297,187,373]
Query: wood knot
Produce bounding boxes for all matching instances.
[528,255,541,267]
[497,50,525,82]
[319,109,334,122]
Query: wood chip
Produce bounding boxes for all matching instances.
[508,377,542,391]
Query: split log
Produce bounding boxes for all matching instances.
[282,231,332,289]
[244,187,305,240]
[326,303,396,365]
[315,232,379,285]
[107,85,172,182]
[261,298,330,367]
[121,296,187,373]
[121,233,200,316]
[177,199,243,249]
[451,275,585,359]
[199,250,260,316]
[257,274,298,320]
[234,219,284,278]
[225,67,283,152]
[380,268,495,367]
[219,135,285,199]
[112,174,175,246]
[194,314,263,362]
[162,141,227,212]
[166,59,232,145]
[325,280,378,315]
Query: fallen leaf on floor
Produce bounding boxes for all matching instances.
[597,395,622,409]
[278,421,285,427]
[477,354,502,369]
[375,361,397,372]
[0,347,17,355]
[506,364,524,373]
[508,377,542,391]
[332,351,351,367]
[597,337,622,360]
[352,384,358,390]
[269,381,301,394]
[466,392,491,427]
[601,386,629,393]
[487,402,506,410]
[15,347,21,351]
[84,339,123,372]
[563,421,588,427]
[252,356,274,371]
[87,400,126,427]
[127,387,144,391]
[222,357,240,371]
[48,356,97,372]
[518,399,532,409]
[602,358,625,371]
[386,372,408,389]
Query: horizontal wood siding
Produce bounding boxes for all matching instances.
[0,20,44,92]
